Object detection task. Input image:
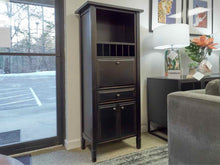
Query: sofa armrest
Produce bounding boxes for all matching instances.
[184,89,205,94]
[168,91,220,164]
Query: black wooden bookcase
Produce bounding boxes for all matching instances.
[76,1,143,162]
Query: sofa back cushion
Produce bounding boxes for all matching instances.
[205,79,220,96]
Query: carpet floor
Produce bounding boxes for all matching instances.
[96,145,168,165]
[15,155,32,165]
[12,133,167,165]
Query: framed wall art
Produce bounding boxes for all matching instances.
[186,0,213,36]
[149,0,183,32]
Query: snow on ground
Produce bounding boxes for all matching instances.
[0,71,56,77]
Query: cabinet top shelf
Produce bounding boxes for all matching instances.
[75,1,144,14]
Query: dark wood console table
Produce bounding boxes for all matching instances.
[147,74,220,141]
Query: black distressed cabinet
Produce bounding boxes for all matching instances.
[76,1,143,162]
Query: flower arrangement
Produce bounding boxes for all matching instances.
[185,35,218,63]
[185,35,218,75]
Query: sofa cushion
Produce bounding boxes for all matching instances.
[205,79,220,96]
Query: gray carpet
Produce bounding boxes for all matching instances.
[96,145,168,165]
[15,155,32,165]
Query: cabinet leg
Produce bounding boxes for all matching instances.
[136,136,141,149]
[148,121,151,133]
[81,137,86,150]
[91,143,97,162]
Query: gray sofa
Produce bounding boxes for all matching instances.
[168,89,220,165]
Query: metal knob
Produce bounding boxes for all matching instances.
[116,93,120,97]
[115,61,120,65]
[121,106,125,110]
[113,107,117,111]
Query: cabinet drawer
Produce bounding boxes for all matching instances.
[98,88,135,103]
[97,58,136,88]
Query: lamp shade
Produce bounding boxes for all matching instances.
[213,32,220,50]
[0,27,11,48]
[153,24,190,50]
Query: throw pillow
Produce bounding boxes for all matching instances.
[205,79,220,96]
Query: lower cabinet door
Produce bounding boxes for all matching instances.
[98,104,118,140]
[120,101,136,137]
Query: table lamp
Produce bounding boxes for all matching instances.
[153,24,190,77]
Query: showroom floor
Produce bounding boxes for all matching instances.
[12,133,167,165]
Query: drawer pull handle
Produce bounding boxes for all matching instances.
[113,107,117,111]
[121,106,125,110]
[116,93,120,97]
[115,61,120,65]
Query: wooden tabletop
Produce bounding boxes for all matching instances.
[0,155,24,165]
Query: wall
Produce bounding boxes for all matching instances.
[64,0,220,149]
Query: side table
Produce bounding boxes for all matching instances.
[147,74,220,141]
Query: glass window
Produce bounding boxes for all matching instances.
[0,1,55,54]
[0,55,57,146]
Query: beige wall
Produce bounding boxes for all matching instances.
[65,0,220,149]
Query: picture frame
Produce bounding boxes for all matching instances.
[149,0,183,32]
[186,0,213,36]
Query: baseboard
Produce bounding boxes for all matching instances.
[64,138,80,150]
[65,125,147,150]
[141,124,147,133]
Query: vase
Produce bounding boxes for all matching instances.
[186,67,197,79]
[165,49,181,77]
[189,68,197,75]
[198,59,212,75]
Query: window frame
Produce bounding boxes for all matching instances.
[0,0,65,155]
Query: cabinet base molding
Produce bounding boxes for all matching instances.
[64,139,81,150]
[141,124,148,133]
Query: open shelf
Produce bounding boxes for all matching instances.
[96,9,135,43]
[97,43,135,57]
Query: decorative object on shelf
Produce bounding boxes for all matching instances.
[149,0,183,32]
[165,49,181,77]
[153,24,190,77]
[186,0,213,36]
[185,35,218,75]
[187,61,199,78]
